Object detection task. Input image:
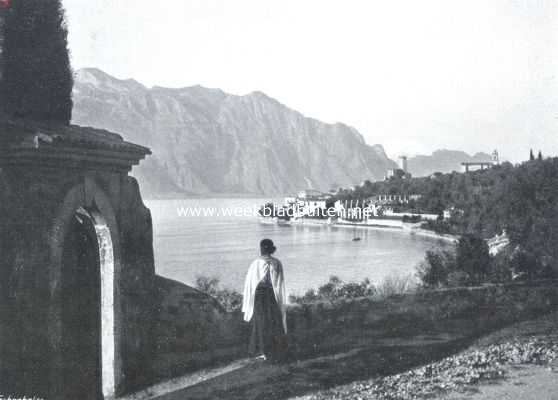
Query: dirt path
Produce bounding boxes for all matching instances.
[137,333,471,400]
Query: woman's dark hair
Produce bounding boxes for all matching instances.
[260,238,276,255]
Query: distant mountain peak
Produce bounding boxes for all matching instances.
[76,68,146,91]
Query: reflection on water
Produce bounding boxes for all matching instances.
[146,198,449,295]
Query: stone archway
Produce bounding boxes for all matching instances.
[60,207,115,400]
[49,181,122,400]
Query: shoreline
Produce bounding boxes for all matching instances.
[409,228,459,243]
[261,217,459,243]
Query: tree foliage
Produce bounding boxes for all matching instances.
[195,276,243,312]
[0,0,73,124]
[455,234,491,285]
[418,235,491,288]
[289,275,376,304]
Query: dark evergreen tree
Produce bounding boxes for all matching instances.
[529,149,535,161]
[538,150,543,161]
[455,234,490,285]
[0,0,73,124]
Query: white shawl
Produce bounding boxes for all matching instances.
[242,256,287,333]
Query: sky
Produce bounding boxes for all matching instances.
[63,0,558,162]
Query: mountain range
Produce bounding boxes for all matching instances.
[71,68,496,196]
[72,68,396,197]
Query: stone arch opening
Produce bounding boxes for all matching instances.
[56,201,117,400]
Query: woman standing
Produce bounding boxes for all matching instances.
[242,239,287,360]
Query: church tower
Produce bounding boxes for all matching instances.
[492,149,500,165]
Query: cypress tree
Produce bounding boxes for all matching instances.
[537,150,543,161]
[0,0,73,125]
[529,149,535,161]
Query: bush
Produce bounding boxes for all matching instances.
[195,276,242,312]
[290,275,376,304]
[456,234,491,285]
[446,270,470,287]
[195,276,221,295]
[416,250,456,288]
[417,235,493,288]
[488,250,513,284]
[289,274,419,304]
[417,234,520,288]
[402,215,421,223]
[376,273,417,299]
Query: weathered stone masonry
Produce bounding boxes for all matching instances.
[0,120,154,399]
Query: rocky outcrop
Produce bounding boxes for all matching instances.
[72,68,397,197]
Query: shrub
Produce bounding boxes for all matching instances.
[195,276,220,296]
[417,235,494,288]
[402,215,421,223]
[446,270,470,287]
[416,249,456,288]
[290,275,376,304]
[376,273,417,299]
[195,275,242,312]
[488,250,513,284]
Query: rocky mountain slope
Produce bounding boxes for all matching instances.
[407,150,493,177]
[72,68,396,197]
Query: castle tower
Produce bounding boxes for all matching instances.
[399,155,408,173]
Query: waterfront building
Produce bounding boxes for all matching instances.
[367,194,422,205]
[443,207,464,220]
[282,190,332,218]
[297,189,329,199]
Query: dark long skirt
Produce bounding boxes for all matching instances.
[248,284,285,359]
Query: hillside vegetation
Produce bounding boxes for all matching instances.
[337,158,558,286]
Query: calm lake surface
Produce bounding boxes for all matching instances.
[146,198,449,296]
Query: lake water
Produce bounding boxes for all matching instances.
[146,198,449,296]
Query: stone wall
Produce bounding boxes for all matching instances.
[150,276,247,382]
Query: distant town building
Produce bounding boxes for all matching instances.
[461,161,493,173]
[443,207,464,220]
[367,194,422,205]
[297,189,329,199]
[284,190,332,218]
